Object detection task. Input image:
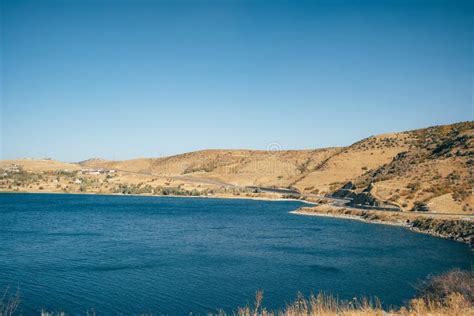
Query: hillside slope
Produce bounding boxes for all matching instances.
[1,122,472,214]
[292,132,412,194]
[352,122,473,213]
[80,149,340,188]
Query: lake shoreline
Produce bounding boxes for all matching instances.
[292,205,474,244]
[3,190,471,244]
[0,189,317,205]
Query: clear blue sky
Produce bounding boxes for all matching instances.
[1,0,472,161]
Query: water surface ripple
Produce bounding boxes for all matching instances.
[0,193,471,315]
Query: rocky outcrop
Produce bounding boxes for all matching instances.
[342,181,356,190]
[349,191,380,207]
[430,134,472,158]
[331,189,357,199]
[330,182,357,199]
[409,218,474,243]
[331,182,383,208]
[293,206,474,244]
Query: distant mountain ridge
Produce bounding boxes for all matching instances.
[1,121,472,214]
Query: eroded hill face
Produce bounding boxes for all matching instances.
[1,122,472,214]
[351,122,474,213]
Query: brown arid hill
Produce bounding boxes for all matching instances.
[0,158,80,173]
[1,121,472,214]
[291,132,412,194]
[328,121,474,214]
[79,149,339,187]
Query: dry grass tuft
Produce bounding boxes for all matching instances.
[0,287,20,316]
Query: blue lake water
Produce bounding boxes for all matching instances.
[0,193,472,315]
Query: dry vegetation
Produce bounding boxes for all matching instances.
[235,269,473,316]
[350,122,474,213]
[1,121,473,214]
[234,291,471,316]
[0,287,20,316]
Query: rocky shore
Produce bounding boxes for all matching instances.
[292,205,474,244]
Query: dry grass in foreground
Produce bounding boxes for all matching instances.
[234,269,473,316]
[234,291,470,316]
[0,287,20,316]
